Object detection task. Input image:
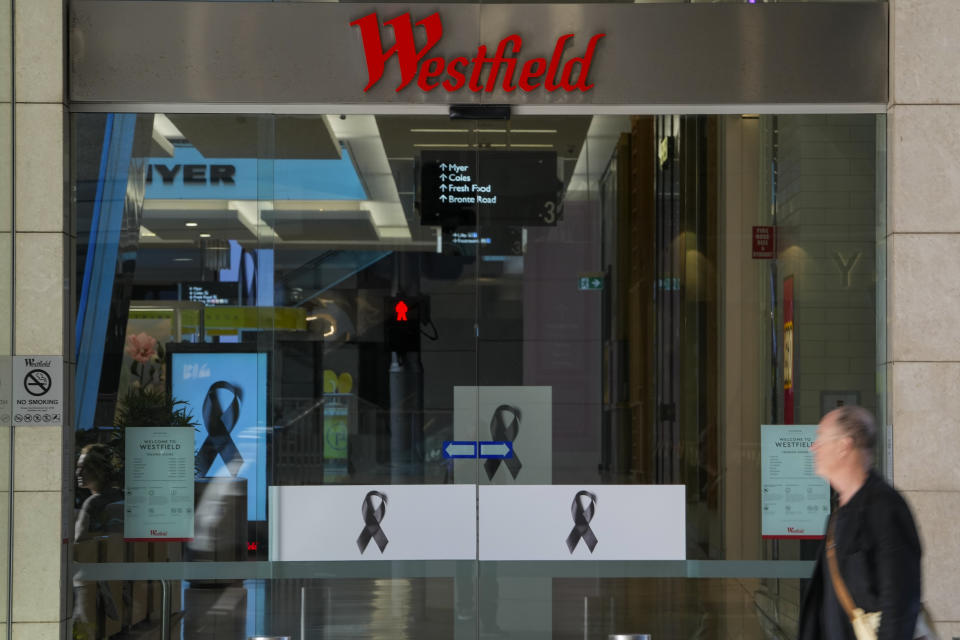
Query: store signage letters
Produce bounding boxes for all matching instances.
[351,12,605,93]
[146,163,236,186]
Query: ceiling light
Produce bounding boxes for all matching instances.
[173,258,193,262]
[474,129,557,134]
[131,307,175,313]
[413,143,471,148]
[199,233,211,238]
[410,128,470,133]
[153,114,186,141]
[489,143,554,149]
[185,222,198,227]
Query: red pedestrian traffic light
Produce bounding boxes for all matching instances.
[385,296,426,354]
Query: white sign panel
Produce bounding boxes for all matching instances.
[124,427,195,541]
[453,386,552,483]
[12,355,62,426]
[269,485,477,561]
[761,424,830,539]
[479,485,685,560]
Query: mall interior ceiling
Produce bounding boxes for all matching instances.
[128,113,623,286]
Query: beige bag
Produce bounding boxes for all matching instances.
[848,607,882,640]
[826,518,938,640]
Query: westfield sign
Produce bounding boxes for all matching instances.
[351,12,605,93]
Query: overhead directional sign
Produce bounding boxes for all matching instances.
[446,226,525,257]
[420,150,562,229]
[442,441,514,459]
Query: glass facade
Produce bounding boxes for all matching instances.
[68,111,884,640]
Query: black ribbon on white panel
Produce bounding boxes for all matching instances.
[484,404,523,480]
[196,381,245,477]
[566,490,599,553]
[357,490,389,553]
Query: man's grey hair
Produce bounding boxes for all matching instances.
[831,405,878,467]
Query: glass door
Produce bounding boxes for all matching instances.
[467,115,694,640]
[261,114,483,638]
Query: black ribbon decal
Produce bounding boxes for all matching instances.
[196,381,245,477]
[565,490,599,553]
[357,491,389,553]
[484,404,523,480]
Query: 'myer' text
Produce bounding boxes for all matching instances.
[351,12,605,93]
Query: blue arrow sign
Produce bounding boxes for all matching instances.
[442,441,513,459]
[479,441,513,459]
[443,441,477,459]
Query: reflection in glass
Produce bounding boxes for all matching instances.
[69,112,881,639]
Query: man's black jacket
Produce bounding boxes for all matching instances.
[799,471,922,640]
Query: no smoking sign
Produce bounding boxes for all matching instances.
[24,369,52,396]
[12,356,62,426]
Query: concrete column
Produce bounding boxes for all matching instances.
[9,0,68,639]
[889,0,960,635]
[0,0,10,635]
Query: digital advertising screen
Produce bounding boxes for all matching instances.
[169,348,268,520]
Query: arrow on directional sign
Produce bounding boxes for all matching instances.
[479,441,513,459]
[440,174,447,181]
[440,184,448,191]
[443,441,477,459]
[578,274,604,291]
[440,163,447,170]
[440,195,447,202]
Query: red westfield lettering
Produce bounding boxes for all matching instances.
[350,12,605,93]
[150,529,168,536]
[787,527,805,534]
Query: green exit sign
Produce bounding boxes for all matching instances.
[578,274,604,291]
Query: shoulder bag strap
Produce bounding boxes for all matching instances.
[826,515,859,622]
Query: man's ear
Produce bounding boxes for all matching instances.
[839,436,853,456]
[841,436,857,455]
